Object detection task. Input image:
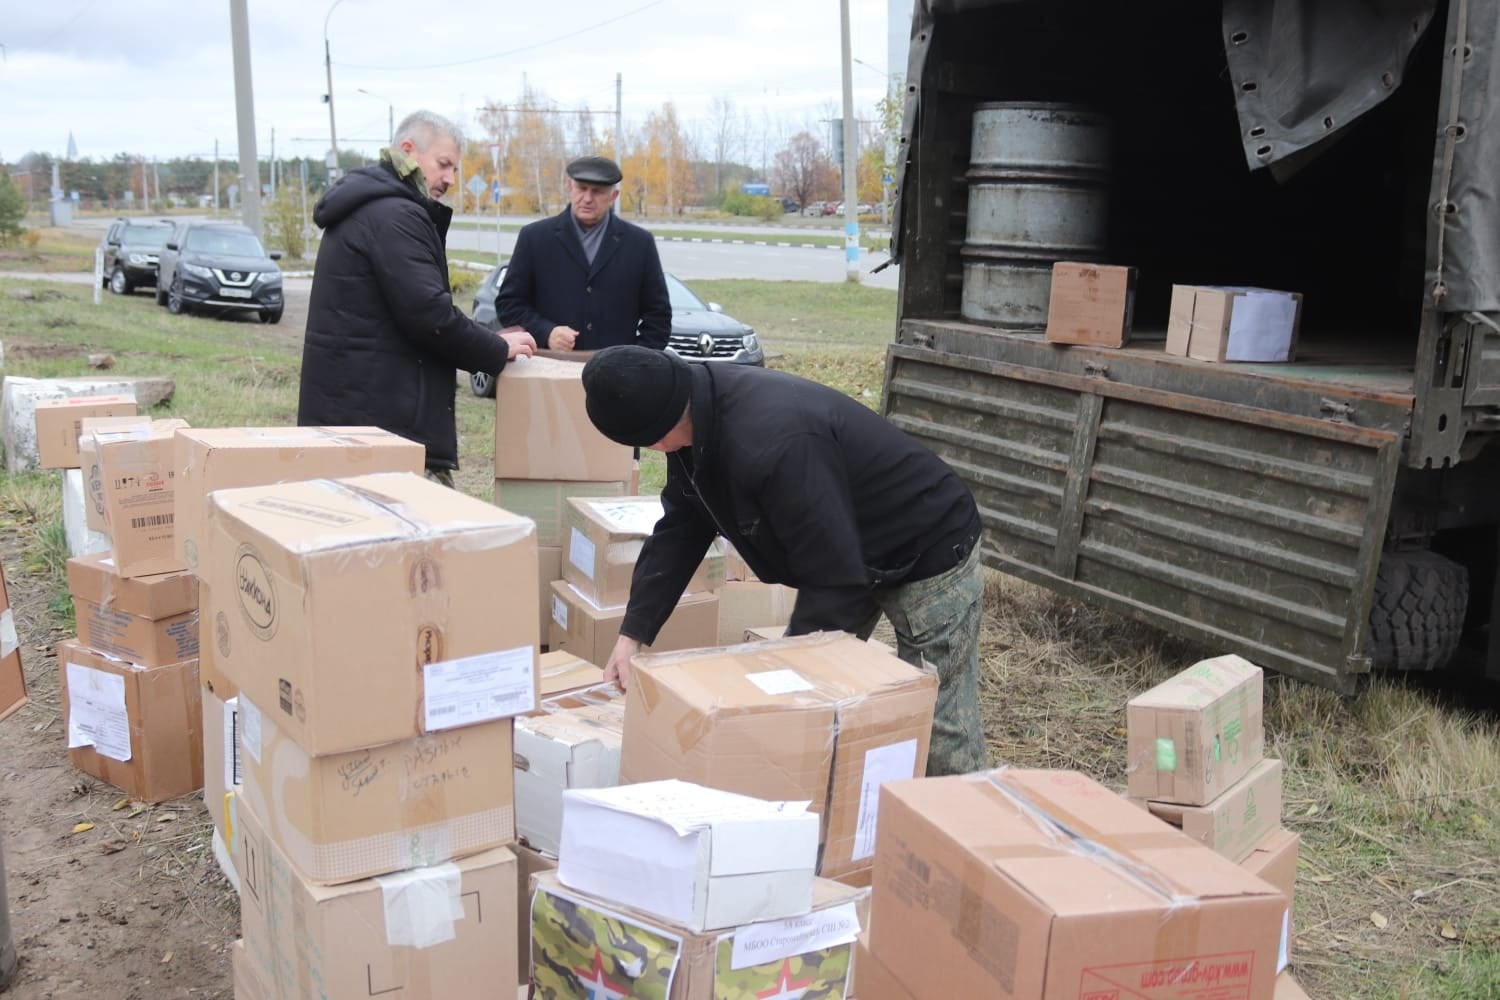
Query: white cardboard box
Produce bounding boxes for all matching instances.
[514,688,625,855]
[557,779,819,932]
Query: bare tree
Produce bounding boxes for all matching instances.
[708,96,738,197]
[772,131,839,211]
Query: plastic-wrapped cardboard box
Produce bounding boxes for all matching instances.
[494,355,635,482]
[0,562,26,722]
[1166,285,1303,363]
[1044,261,1137,348]
[204,472,539,755]
[236,694,516,885]
[1130,757,1283,862]
[77,415,151,536]
[716,581,796,646]
[548,581,719,667]
[515,687,625,855]
[57,639,202,802]
[90,418,192,578]
[173,425,424,571]
[621,632,937,879]
[495,478,630,547]
[1127,654,1265,805]
[236,799,518,999]
[871,769,1288,1000]
[34,394,138,469]
[530,871,866,999]
[67,552,198,668]
[562,496,724,608]
[536,649,605,699]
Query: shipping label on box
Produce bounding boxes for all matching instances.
[495,478,629,547]
[531,872,865,1000]
[204,472,539,755]
[68,552,199,667]
[202,688,240,841]
[515,688,626,855]
[0,561,27,722]
[1134,757,1283,862]
[1044,261,1137,348]
[174,425,424,571]
[92,418,191,578]
[34,394,138,470]
[622,632,937,879]
[57,639,203,803]
[562,496,724,608]
[870,769,1288,1000]
[558,779,820,931]
[716,580,796,646]
[548,580,719,668]
[494,355,635,482]
[236,799,517,1000]
[1127,653,1265,805]
[236,694,516,885]
[1165,285,1303,363]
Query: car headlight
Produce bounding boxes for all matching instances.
[127,253,148,265]
[741,333,760,353]
[183,262,214,279]
[256,273,282,287]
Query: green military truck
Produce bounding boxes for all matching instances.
[882,0,1500,692]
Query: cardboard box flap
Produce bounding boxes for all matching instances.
[1129,653,1262,708]
[538,650,606,698]
[66,551,197,618]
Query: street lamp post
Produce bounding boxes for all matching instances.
[323,0,348,181]
[357,88,394,145]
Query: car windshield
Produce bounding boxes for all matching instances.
[665,275,707,311]
[183,229,266,257]
[123,225,171,249]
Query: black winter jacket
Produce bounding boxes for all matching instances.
[297,162,509,470]
[620,363,982,644]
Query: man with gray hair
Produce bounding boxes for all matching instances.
[299,110,535,485]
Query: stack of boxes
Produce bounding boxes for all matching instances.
[1125,654,1300,973]
[59,418,204,803]
[35,394,138,559]
[492,356,638,646]
[551,495,723,663]
[203,472,539,998]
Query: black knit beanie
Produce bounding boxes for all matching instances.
[582,346,692,447]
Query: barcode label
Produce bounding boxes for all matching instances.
[130,513,174,529]
[429,704,458,716]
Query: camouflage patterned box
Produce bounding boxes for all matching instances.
[530,871,867,999]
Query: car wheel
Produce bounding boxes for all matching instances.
[260,307,283,324]
[167,277,188,315]
[108,267,131,295]
[470,371,497,398]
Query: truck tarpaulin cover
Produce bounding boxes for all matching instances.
[897,0,1500,312]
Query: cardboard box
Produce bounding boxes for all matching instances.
[235,694,516,885]
[495,478,630,547]
[1166,284,1303,363]
[531,872,866,999]
[63,467,111,558]
[202,687,239,841]
[869,769,1288,1000]
[537,648,605,699]
[67,552,198,668]
[562,496,723,608]
[558,779,819,931]
[1044,262,1137,348]
[514,843,559,987]
[1241,826,1300,967]
[1132,757,1283,862]
[0,375,138,474]
[515,687,626,854]
[494,355,635,482]
[230,938,272,1000]
[195,581,235,701]
[174,425,425,571]
[853,935,916,1000]
[236,798,518,1000]
[0,561,27,722]
[57,639,203,802]
[621,632,937,879]
[77,415,152,536]
[91,418,192,577]
[721,539,757,582]
[1127,654,1265,805]
[1275,971,1312,999]
[536,544,561,646]
[742,625,896,656]
[716,580,796,646]
[34,394,138,469]
[548,581,719,667]
[204,472,539,755]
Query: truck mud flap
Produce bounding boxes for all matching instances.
[883,343,1404,692]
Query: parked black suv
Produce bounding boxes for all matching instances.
[99,218,174,295]
[155,221,284,323]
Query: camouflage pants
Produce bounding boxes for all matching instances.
[424,467,456,489]
[859,543,989,776]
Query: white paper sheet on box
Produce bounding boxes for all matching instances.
[423,646,535,731]
[377,862,464,949]
[852,739,920,861]
[568,528,597,577]
[746,669,815,695]
[65,660,132,761]
[729,901,861,970]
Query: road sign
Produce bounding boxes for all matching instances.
[465,175,487,199]
[491,179,501,205]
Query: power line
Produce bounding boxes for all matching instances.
[336,0,666,72]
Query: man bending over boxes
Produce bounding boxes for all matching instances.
[580,345,989,775]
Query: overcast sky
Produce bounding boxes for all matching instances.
[1,0,906,166]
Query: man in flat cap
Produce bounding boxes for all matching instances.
[495,155,671,352]
[580,345,990,777]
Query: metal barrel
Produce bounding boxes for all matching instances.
[0,835,16,990]
[961,102,1112,329]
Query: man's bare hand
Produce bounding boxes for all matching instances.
[501,330,537,359]
[549,326,580,351]
[604,634,642,690]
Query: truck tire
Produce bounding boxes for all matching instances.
[1367,551,1468,672]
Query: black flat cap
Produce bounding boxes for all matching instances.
[566,155,622,186]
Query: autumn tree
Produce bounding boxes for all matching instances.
[772,131,839,210]
[621,102,697,217]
